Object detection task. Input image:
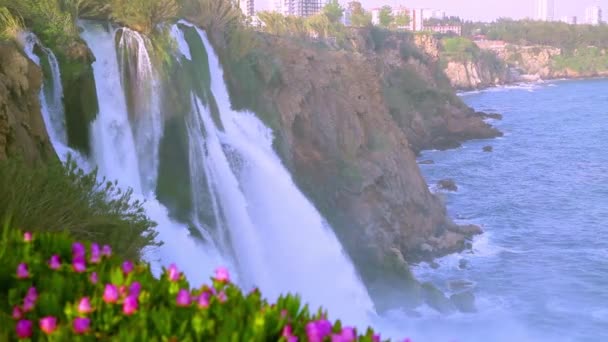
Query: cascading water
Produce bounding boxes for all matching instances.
[79,21,227,287]
[20,32,82,164]
[173,23,376,324]
[37,18,376,328]
[117,28,163,195]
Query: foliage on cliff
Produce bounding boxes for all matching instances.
[0,228,388,341]
[552,46,608,73]
[0,158,157,261]
[468,19,608,51]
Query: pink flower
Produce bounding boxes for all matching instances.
[72,317,90,334]
[197,291,210,308]
[39,316,58,335]
[12,306,22,320]
[214,267,230,282]
[167,263,180,282]
[218,291,227,303]
[23,232,32,242]
[129,282,141,297]
[283,325,299,342]
[101,245,112,257]
[22,298,35,312]
[16,319,32,339]
[305,319,332,342]
[373,334,381,342]
[176,289,191,307]
[72,242,85,258]
[22,287,37,312]
[331,327,356,342]
[123,295,138,315]
[403,339,412,342]
[78,297,93,314]
[16,263,29,279]
[90,272,98,284]
[48,255,61,270]
[72,256,86,273]
[90,243,101,263]
[122,261,134,275]
[26,287,38,302]
[281,309,288,318]
[103,284,119,303]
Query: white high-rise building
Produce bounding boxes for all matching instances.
[273,0,324,17]
[240,0,255,17]
[560,16,577,25]
[535,0,555,21]
[585,6,603,25]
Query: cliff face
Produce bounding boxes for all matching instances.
[0,42,53,163]
[219,29,499,309]
[436,38,608,90]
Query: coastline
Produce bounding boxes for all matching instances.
[455,74,608,95]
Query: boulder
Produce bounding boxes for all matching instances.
[438,179,458,191]
[449,224,483,236]
[483,146,493,152]
[450,291,477,313]
[418,159,435,165]
[421,282,456,314]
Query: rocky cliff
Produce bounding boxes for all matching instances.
[0,41,53,163]
[218,28,500,310]
[432,36,608,90]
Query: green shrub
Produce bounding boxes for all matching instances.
[111,0,179,35]
[0,158,157,261]
[441,36,479,62]
[0,6,24,41]
[0,0,78,48]
[0,228,388,341]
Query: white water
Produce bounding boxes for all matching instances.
[20,32,83,164]
[173,24,375,324]
[117,28,163,195]
[79,22,226,286]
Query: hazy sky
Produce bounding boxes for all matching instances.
[257,0,608,22]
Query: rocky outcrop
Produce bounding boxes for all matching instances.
[439,39,608,90]
[218,29,498,311]
[0,41,53,163]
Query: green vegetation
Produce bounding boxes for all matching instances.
[0,158,157,261]
[441,36,478,61]
[466,19,608,52]
[378,6,393,29]
[111,0,178,35]
[0,7,24,41]
[0,228,388,341]
[347,1,372,28]
[553,46,608,73]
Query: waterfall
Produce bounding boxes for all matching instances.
[36,18,375,327]
[117,28,163,196]
[79,21,228,287]
[20,32,88,165]
[174,23,375,324]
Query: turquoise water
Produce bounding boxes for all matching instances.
[409,79,608,341]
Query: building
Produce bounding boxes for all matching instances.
[585,6,602,25]
[535,0,555,21]
[423,9,445,20]
[274,0,324,17]
[240,0,255,17]
[410,8,425,31]
[424,25,462,36]
[370,8,381,25]
[560,16,577,25]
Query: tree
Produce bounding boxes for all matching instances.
[378,5,393,28]
[348,1,371,27]
[257,11,286,35]
[323,0,343,24]
[306,12,330,38]
[394,12,410,28]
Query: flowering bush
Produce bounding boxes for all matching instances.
[0,227,388,341]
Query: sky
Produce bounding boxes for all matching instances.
[257,0,608,22]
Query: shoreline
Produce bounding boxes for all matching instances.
[455,75,608,95]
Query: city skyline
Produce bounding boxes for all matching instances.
[255,0,608,22]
